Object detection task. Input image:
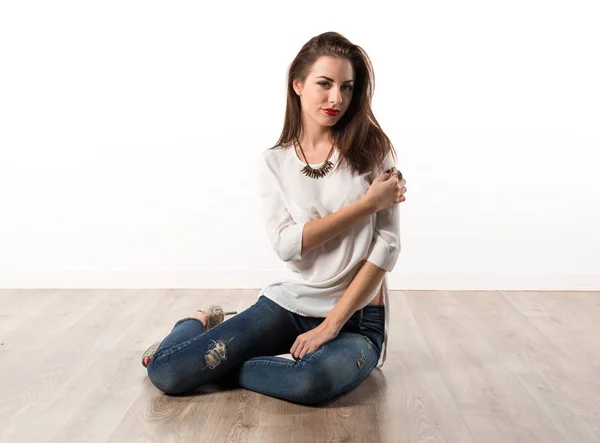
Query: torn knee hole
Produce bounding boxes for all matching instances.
[205,338,234,369]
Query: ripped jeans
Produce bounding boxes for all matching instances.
[146,295,385,406]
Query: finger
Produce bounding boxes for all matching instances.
[295,345,305,360]
[300,344,311,359]
[290,341,298,357]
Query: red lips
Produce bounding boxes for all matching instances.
[323,108,339,116]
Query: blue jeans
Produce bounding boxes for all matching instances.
[147,295,385,405]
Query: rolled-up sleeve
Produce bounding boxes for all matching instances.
[258,152,307,262]
[366,151,401,272]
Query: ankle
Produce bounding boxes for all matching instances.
[187,311,207,328]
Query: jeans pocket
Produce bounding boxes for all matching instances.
[361,305,385,318]
[359,310,385,343]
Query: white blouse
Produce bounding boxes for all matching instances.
[256,142,401,368]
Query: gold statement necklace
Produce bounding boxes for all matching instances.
[296,138,335,179]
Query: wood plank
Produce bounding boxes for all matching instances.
[369,291,474,443]
[0,289,194,442]
[0,289,598,442]
[503,291,600,378]
[405,290,566,443]
[455,291,600,442]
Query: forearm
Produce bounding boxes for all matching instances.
[301,196,376,257]
[322,260,387,331]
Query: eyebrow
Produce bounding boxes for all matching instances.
[316,76,354,83]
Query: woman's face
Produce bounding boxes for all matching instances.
[293,56,355,128]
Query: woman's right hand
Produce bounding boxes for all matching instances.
[364,167,406,212]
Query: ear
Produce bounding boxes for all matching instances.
[292,79,303,96]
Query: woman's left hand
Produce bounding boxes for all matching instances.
[391,167,407,202]
[384,167,407,202]
[290,322,340,360]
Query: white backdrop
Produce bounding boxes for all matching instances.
[0,0,598,290]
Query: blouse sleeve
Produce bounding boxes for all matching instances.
[365,150,401,272]
[258,152,308,263]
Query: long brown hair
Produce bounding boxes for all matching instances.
[270,31,397,176]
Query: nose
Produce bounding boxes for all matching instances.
[329,88,343,106]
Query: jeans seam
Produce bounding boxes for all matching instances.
[173,317,204,328]
[242,360,295,368]
[155,329,207,360]
[305,345,325,362]
[242,344,325,367]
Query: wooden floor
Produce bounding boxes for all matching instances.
[1,289,599,443]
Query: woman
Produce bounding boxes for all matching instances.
[142,31,407,406]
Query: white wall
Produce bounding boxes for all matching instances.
[0,0,598,290]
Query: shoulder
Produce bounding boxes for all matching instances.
[257,146,292,183]
[261,145,291,168]
[381,149,396,171]
[368,148,397,180]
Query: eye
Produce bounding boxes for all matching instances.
[317,81,353,91]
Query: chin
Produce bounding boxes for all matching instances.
[320,115,341,124]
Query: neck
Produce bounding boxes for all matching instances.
[298,115,333,153]
[297,134,334,153]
